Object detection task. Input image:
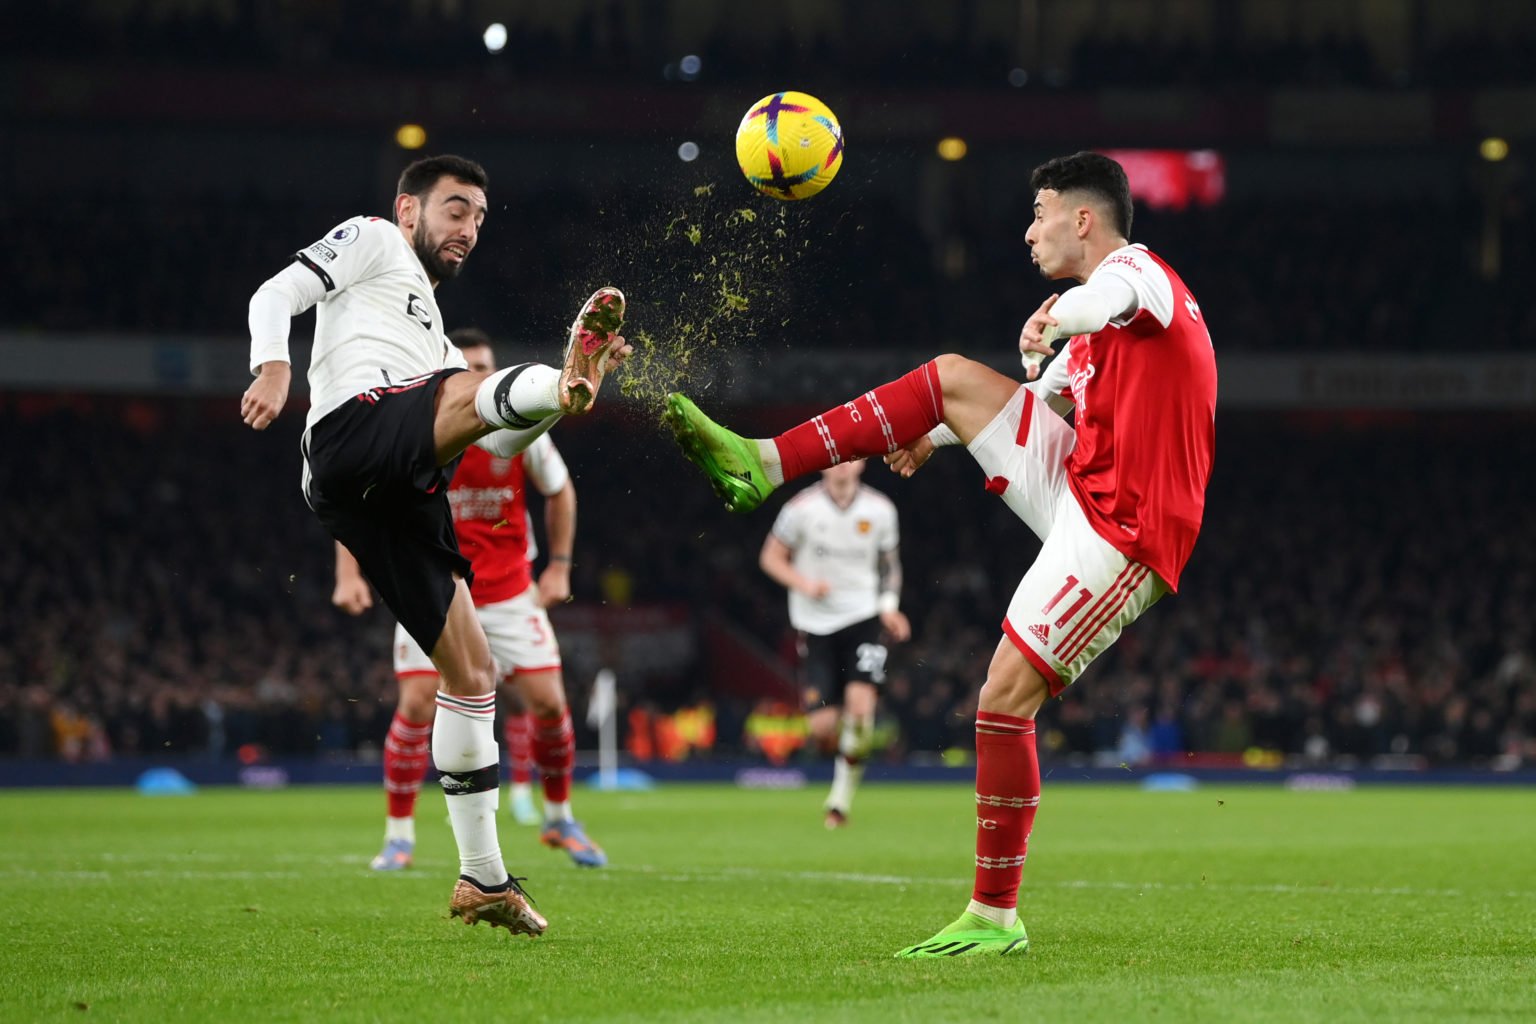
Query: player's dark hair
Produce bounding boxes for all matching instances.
[448,326,493,351]
[395,155,489,215]
[1030,152,1133,239]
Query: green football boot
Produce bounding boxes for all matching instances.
[663,393,775,513]
[894,912,1029,959]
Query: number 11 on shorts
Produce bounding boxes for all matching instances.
[1042,574,1093,629]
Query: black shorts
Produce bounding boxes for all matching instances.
[798,617,889,698]
[303,368,470,655]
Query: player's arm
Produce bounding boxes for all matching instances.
[760,533,829,600]
[1018,273,1139,381]
[331,541,374,616]
[876,545,910,642]
[524,435,576,607]
[242,218,384,430]
[537,483,576,607]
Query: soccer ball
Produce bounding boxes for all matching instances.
[735,91,845,200]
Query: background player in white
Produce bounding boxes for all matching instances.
[333,329,607,871]
[760,461,910,828]
[241,154,630,937]
[665,151,1216,958]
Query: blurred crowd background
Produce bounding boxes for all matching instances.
[3,0,1533,772]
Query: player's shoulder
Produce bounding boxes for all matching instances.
[312,215,397,254]
[784,481,826,509]
[1095,243,1171,282]
[855,483,897,512]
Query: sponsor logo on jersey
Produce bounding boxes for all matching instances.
[405,293,433,329]
[1069,362,1096,410]
[857,519,872,534]
[1102,252,1142,273]
[1028,623,1050,645]
[329,223,361,246]
[306,241,338,264]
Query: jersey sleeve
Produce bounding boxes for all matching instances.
[875,496,900,553]
[1028,337,1075,401]
[522,434,570,496]
[770,499,803,548]
[1088,245,1175,329]
[292,216,392,296]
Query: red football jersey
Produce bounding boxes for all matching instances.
[1060,245,1217,591]
[447,436,567,605]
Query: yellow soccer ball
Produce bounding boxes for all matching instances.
[735,91,845,200]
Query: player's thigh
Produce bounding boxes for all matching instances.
[479,586,563,680]
[835,618,891,687]
[967,385,1075,539]
[933,353,1024,442]
[508,668,566,719]
[1000,493,1168,696]
[430,578,496,695]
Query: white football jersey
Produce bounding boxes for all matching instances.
[256,215,467,430]
[770,482,899,635]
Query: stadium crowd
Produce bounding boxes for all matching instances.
[2,398,1531,770]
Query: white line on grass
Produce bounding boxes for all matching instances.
[604,864,1536,901]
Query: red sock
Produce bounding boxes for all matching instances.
[531,710,575,805]
[504,712,534,785]
[773,360,944,482]
[383,712,433,819]
[972,711,1041,910]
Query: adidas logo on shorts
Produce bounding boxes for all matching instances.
[1028,623,1050,645]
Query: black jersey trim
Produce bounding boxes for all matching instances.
[294,251,336,292]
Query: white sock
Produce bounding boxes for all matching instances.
[475,363,562,429]
[827,754,865,813]
[966,899,1018,929]
[433,691,508,886]
[756,438,784,486]
[385,815,415,844]
[543,799,573,824]
[510,781,534,802]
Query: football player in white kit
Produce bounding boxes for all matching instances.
[333,329,607,872]
[665,152,1216,958]
[760,461,910,828]
[241,155,631,937]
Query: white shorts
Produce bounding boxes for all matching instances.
[968,386,1167,693]
[394,584,563,681]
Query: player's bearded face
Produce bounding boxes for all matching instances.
[411,180,486,283]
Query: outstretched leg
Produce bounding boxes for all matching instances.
[665,354,1018,512]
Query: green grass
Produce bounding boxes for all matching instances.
[2,782,1533,1023]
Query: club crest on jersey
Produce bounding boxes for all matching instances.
[857,519,872,534]
[329,223,361,246]
[405,293,433,329]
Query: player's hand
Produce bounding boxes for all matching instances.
[798,578,832,600]
[242,362,292,430]
[1018,294,1060,381]
[537,562,572,607]
[880,609,911,643]
[332,576,373,616]
[884,436,936,479]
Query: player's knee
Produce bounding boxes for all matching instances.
[398,684,437,723]
[978,671,1049,719]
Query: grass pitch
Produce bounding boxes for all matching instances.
[2,782,1533,1023]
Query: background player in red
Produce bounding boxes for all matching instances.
[665,151,1217,958]
[334,328,607,871]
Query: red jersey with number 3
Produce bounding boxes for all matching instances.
[1059,244,1216,592]
[447,435,568,605]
